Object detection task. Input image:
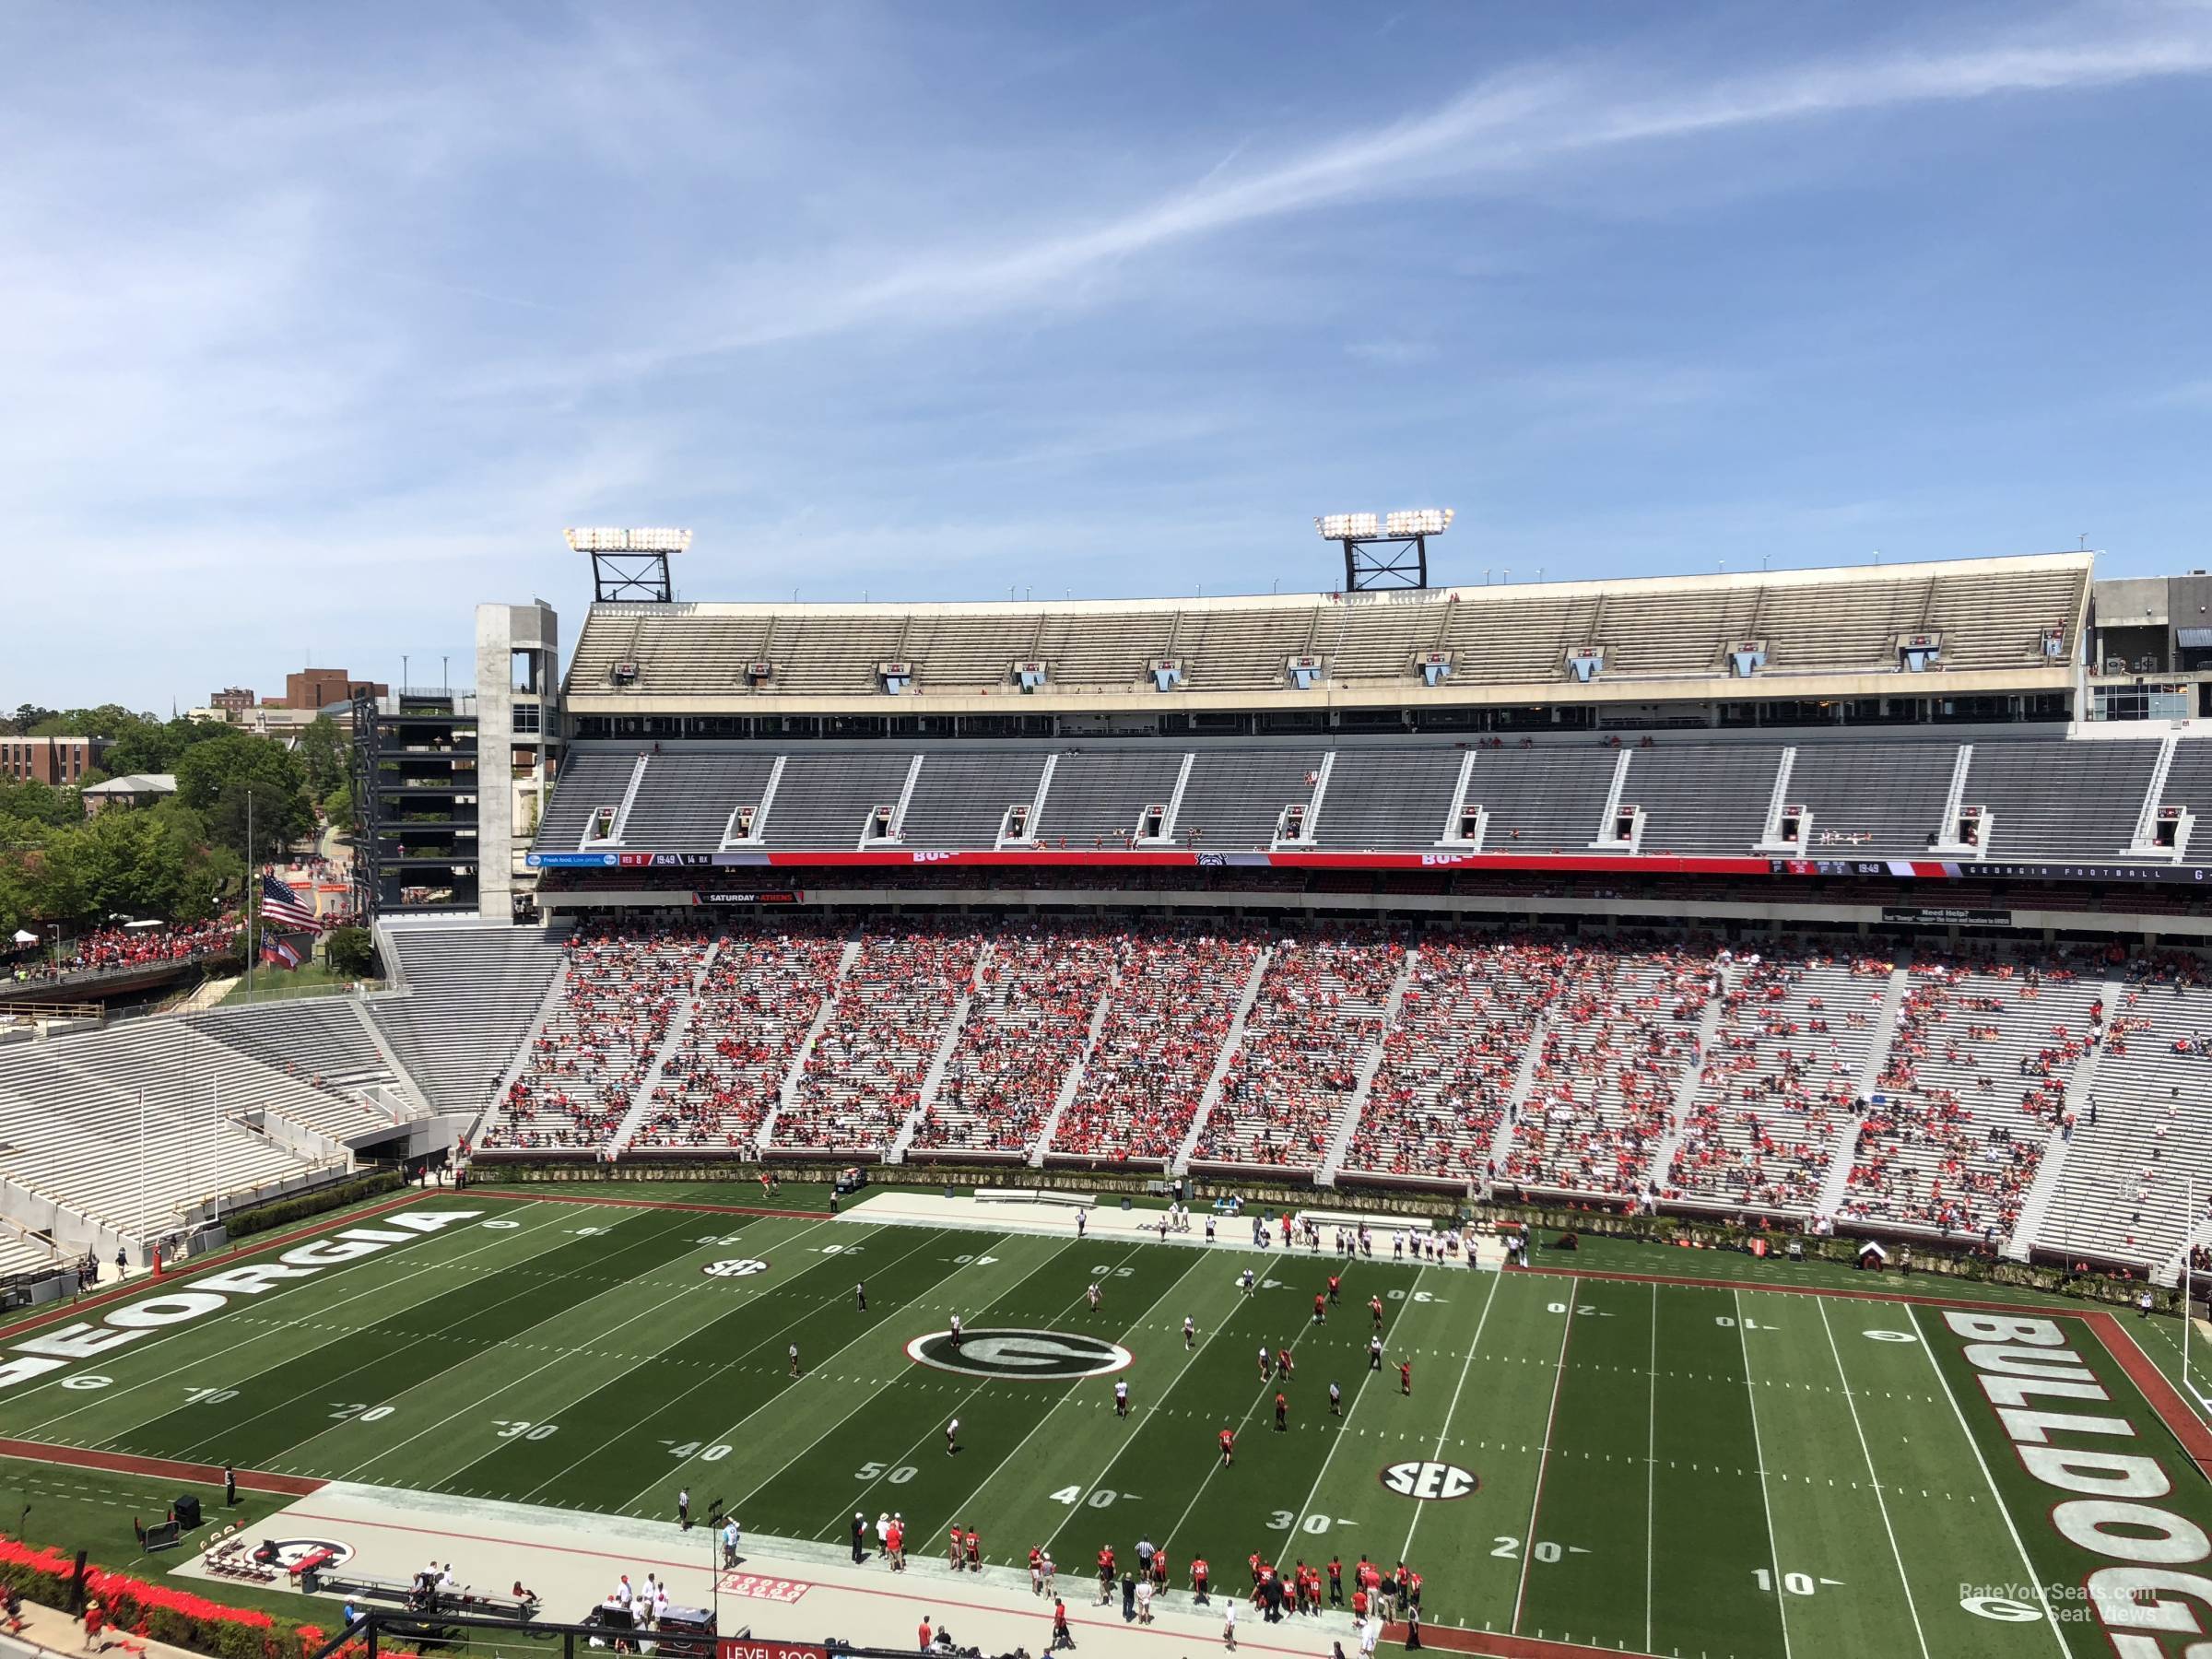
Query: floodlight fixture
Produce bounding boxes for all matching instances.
[1315,512,1381,540]
[571,524,691,602]
[565,526,693,554]
[1383,508,1453,538]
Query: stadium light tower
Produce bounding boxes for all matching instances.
[566,526,692,603]
[1317,508,1452,591]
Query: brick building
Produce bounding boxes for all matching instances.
[0,735,109,785]
[278,669,388,712]
[207,687,257,713]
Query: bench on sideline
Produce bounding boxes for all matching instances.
[977,1186,1096,1208]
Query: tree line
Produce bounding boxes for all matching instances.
[0,706,352,936]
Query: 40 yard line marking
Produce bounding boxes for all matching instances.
[1904,1302,2069,1658]
[1816,1294,1928,1659]
[1735,1286,1790,1659]
[1510,1277,1574,1636]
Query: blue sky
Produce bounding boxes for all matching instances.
[5,2,2210,711]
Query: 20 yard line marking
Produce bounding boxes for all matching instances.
[1399,1265,1500,1564]
[1510,1278,1574,1636]
[1643,1279,1656,1656]
[1816,1295,1928,1659]
[1735,1287,1790,1659]
[1904,1303,2069,1659]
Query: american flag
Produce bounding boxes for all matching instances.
[258,871,324,933]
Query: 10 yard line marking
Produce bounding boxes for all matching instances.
[1816,1295,1929,1659]
[1643,1280,1656,1656]
[1399,1265,1500,1564]
[1905,1303,2069,1659]
[17,1199,566,1434]
[1735,1287,1791,1659]
[1510,1279,1574,1636]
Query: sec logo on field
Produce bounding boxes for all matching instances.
[905,1328,1134,1381]
[701,1258,771,1278]
[1380,1461,1479,1500]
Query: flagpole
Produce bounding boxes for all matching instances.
[245,790,254,1006]
[137,1087,147,1271]
[213,1073,221,1233]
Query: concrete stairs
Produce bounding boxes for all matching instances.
[2006,972,2125,1263]
[1171,946,1274,1175]
[1316,948,1419,1188]
[608,942,722,1160]
[1813,962,1912,1220]
[759,935,863,1152]
[1644,963,1733,1196]
[1031,972,1120,1168]
[888,943,993,1165]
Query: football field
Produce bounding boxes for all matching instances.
[5,1189,2209,1659]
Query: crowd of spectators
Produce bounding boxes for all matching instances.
[773,921,984,1152]
[1494,944,1713,1201]
[634,923,849,1150]
[1048,924,1266,1165]
[1839,949,2103,1238]
[481,923,712,1150]
[1193,929,1409,1171]
[910,922,1125,1158]
[1342,935,1539,1183]
[1665,947,1890,1212]
[6,918,240,985]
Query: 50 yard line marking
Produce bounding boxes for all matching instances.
[1816,1295,1928,1659]
[1735,1287,1791,1659]
[1905,1303,2069,1658]
[1510,1277,1574,1636]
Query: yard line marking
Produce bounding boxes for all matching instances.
[1734,1287,1790,1659]
[941,1248,1214,1550]
[1905,1302,2069,1659]
[1399,1265,1500,1565]
[1643,1279,1656,1656]
[23,1199,570,1436]
[593,1224,992,1514]
[158,1204,720,1463]
[1815,1295,1928,1659]
[326,1214,852,1488]
[804,1234,1112,1538]
[1288,1266,1427,1538]
[1510,1280,1574,1636]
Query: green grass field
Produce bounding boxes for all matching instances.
[5,1189,2209,1659]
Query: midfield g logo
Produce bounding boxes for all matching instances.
[904,1328,1134,1381]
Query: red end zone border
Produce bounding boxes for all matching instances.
[2084,1308,2212,1479]
[0,1440,323,1496]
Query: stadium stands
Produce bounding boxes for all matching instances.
[1047,924,1266,1167]
[371,924,568,1120]
[1665,947,1892,1213]
[633,921,850,1152]
[772,920,984,1153]
[480,924,712,1150]
[1839,951,2106,1240]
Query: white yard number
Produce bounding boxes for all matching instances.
[1385,1289,1436,1303]
[950,1254,999,1265]
[328,1402,394,1422]
[567,1227,606,1236]
[1048,1487,1117,1508]
[183,1386,238,1405]
[671,1442,733,1462]
[1717,1316,1776,1330]
[854,1461,917,1484]
[694,1234,747,1246]
[1753,1570,1818,1595]
[1547,1304,1599,1315]
[493,1419,558,1441]
[1087,1265,1135,1278]
[1491,1539,1562,1561]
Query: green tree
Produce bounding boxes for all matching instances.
[174,732,312,864]
[4,705,56,736]
[0,778,80,829]
[296,716,347,805]
[323,924,375,979]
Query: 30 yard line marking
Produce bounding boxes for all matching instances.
[1511,1278,1574,1636]
[328,1214,853,1489]
[20,1199,568,1437]
[1287,1265,1425,1537]
[1734,1287,1790,1659]
[1816,1295,1928,1659]
[1399,1263,1500,1564]
[1905,1302,2069,1658]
